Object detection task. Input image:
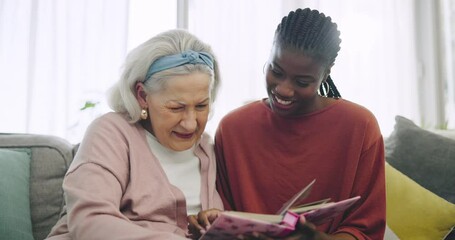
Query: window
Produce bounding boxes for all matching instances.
[1,0,454,143]
[0,0,176,143]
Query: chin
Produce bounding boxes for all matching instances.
[173,141,196,152]
[169,146,189,152]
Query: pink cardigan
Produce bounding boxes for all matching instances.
[46,112,223,240]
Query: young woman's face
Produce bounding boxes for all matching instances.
[265,46,329,117]
[145,72,211,151]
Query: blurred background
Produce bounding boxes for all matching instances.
[1,0,454,143]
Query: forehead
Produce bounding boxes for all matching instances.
[270,46,326,75]
[154,72,211,99]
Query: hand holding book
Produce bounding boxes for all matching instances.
[187,208,223,239]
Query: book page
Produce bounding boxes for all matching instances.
[302,196,361,225]
[290,199,332,214]
[276,179,316,215]
[290,198,331,211]
[222,211,283,224]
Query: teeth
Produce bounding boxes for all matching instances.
[276,97,292,105]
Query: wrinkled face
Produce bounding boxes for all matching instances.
[145,72,211,151]
[265,46,329,117]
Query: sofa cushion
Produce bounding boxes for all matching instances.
[0,148,34,240]
[385,115,455,203]
[386,162,455,240]
[0,133,74,240]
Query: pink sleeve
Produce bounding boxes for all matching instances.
[62,117,188,240]
[64,163,187,240]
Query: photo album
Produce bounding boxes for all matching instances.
[199,179,360,240]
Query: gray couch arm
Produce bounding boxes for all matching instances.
[0,133,75,240]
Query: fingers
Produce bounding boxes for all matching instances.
[198,208,223,228]
[296,215,316,232]
[197,211,212,229]
[304,222,316,230]
[187,208,223,239]
[288,217,321,240]
[188,214,202,230]
[187,214,205,239]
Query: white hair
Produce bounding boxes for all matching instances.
[107,29,221,122]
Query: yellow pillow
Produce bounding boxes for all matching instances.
[386,162,455,240]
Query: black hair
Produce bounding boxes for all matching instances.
[275,8,342,98]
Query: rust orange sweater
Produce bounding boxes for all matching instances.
[215,99,386,240]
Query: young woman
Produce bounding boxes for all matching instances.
[213,8,386,240]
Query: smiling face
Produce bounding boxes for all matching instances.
[265,45,331,117]
[137,72,212,151]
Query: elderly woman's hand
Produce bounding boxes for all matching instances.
[187,208,223,239]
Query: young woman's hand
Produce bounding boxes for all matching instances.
[187,208,223,239]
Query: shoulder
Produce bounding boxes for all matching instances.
[199,132,214,149]
[197,131,213,153]
[86,112,138,136]
[332,99,379,127]
[334,99,383,143]
[335,99,376,118]
[80,112,145,153]
[68,113,139,189]
[90,112,132,128]
[71,113,143,174]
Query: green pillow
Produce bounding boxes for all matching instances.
[0,148,34,240]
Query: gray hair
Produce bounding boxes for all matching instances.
[107,29,221,122]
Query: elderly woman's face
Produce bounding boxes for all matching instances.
[146,72,211,151]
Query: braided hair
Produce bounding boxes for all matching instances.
[275,8,342,98]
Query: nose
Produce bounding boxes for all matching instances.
[274,79,294,97]
[180,110,197,131]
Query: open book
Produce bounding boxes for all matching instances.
[199,180,360,240]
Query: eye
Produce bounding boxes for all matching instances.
[271,69,284,77]
[269,65,284,78]
[169,106,184,112]
[296,80,310,88]
[196,104,209,111]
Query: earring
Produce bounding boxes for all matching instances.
[140,109,148,120]
[321,81,330,97]
[263,62,268,74]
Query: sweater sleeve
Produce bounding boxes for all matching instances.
[63,116,188,240]
[214,123,235,211]
[334,132,387,239]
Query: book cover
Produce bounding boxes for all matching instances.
[199,211,299,240]
[199,180,360,240]
[299,196,361,225]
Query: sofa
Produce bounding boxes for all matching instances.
[0,115,454,240]
[0,133,76,240]
[383,116,455,240]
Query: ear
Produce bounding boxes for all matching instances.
[135,82,148,108]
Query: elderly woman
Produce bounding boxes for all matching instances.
[46,29,223,240]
